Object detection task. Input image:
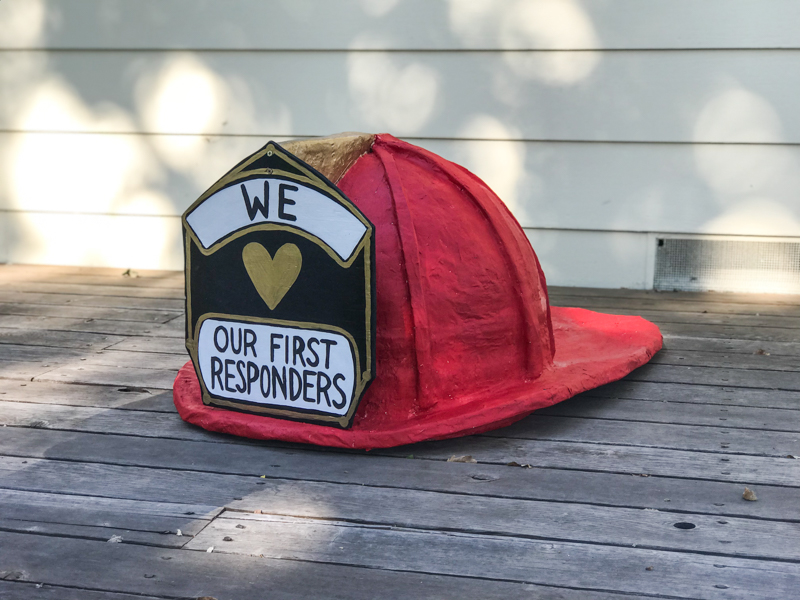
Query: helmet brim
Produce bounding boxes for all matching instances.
[172,307,662,449]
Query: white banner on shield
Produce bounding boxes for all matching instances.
[185,178,367,261]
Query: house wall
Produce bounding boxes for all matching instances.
[1,0,799,288]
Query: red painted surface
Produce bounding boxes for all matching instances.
[174,135,663,449]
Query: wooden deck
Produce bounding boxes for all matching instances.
[0,264,798,599]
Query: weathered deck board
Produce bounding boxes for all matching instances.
[0,344,190,371]
[0,281,185,299]
[538,397,800,432]
[640,323,800,342]
[2,400,797,485]
[649,349,800,371]
[3,457,796,561]
[584,380,800,410]
[0,315,184,338]
[3,431,796,522]
[0,520,190,549]
[0,328,126,350]
[0,488,220,526]
[0,488,218,548]
[0,302,180,324]
[184,515,800,600]
[31,364,182,389]
[104,336,186,354]
[622,363,800,389]
[0,581,170,600]
[0,265,797,599]
[0,531,652,600]
[661,336,800,357]
[486,415,800,455]
[0,290,184,311]
[613,309,800,330]
[4,377,795,435]
[0,379,173,411]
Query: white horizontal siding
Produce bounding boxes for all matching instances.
[526,229,654,289]
[4,132,799,237]
[2,0,800,50]
[3,50,800,143]
[2,211,183,270]
[0,208,654,288]
[426,139,800,236]
[1,1,798,288]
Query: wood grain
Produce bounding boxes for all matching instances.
[0,265,797,599]
[185,514,800,599]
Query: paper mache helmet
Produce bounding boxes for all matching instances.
[173,133,662,449]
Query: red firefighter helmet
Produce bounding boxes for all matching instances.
[174,134,661,448]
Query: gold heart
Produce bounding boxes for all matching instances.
[242,242,302,310]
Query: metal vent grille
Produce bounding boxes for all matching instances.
[654,238,800,294]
